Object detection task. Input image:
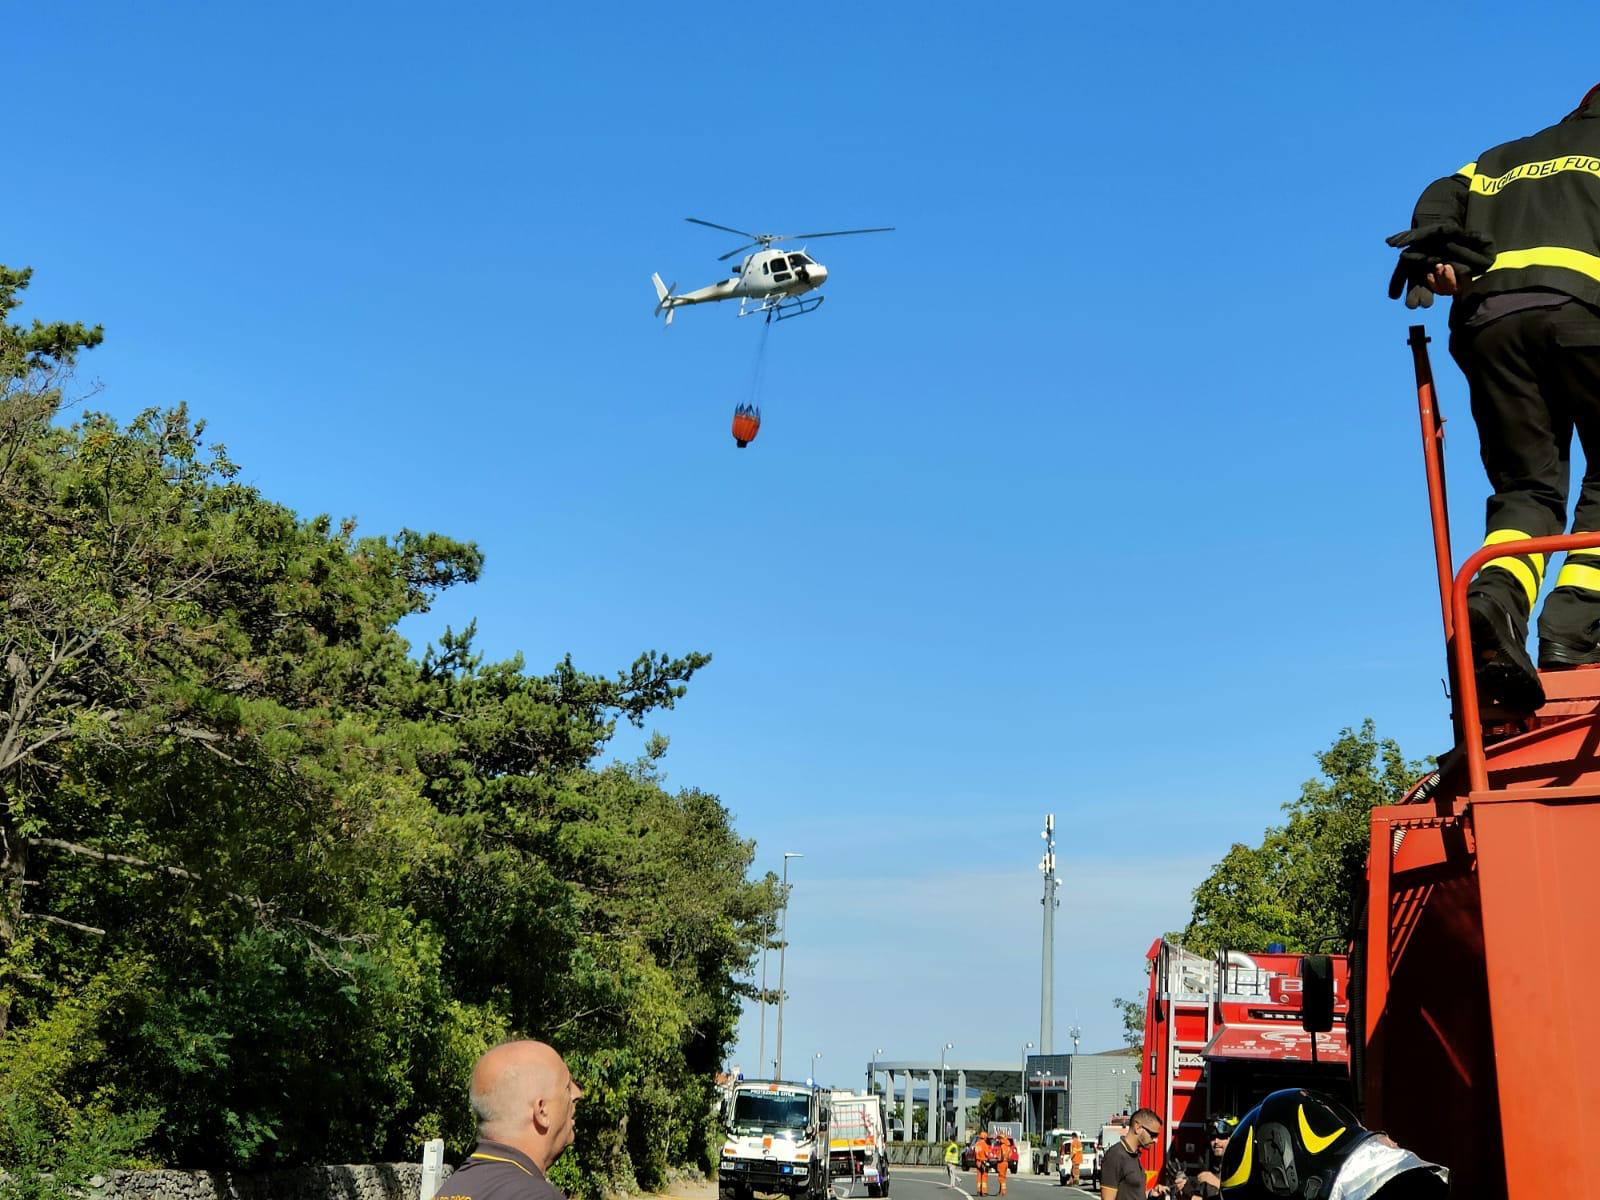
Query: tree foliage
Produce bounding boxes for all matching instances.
[1112,996,1143,1050]
[1179,721,1427,955]
[0,268,780,1193]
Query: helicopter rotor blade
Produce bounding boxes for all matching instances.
[717,242,762,262]
[788,227,896,241]
[687,217,762,240]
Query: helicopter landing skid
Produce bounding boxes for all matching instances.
[740,294,825,323]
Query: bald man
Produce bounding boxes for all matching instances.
[434,1039,584,1200]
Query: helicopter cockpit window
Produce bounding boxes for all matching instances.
[761,260,771,275]
[788,254,808,268]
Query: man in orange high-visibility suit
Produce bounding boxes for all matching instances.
[994,1133,1011,1196]
[1070,1134,1083,1186]
[974,1131,992,1197]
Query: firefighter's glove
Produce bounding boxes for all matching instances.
[1386,222,1495,308]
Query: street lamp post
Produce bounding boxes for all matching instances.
[758,911,772,1077]
[775,851,803,1079]
[869,1047,883,1093]
[1019,1041,1033,1137]
[938,1042,954,1143]
[811,1050,823,1086]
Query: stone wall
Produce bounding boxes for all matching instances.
[90,1163,440,1200]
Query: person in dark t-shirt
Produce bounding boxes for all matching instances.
[1100,1108,1168,1200]
[435,1039,584,1200]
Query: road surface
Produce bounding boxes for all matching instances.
[850,1166,1098,1200]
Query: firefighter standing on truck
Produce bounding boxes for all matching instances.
[1390,83,1600,715]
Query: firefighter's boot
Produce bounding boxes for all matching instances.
[1467,590,1545,713]
[1538,581,1600,668]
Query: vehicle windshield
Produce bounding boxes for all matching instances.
[731,1092,810,1133]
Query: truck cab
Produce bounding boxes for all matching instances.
[718,1080,828,1200]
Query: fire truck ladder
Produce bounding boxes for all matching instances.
[1158,943,1215,1162]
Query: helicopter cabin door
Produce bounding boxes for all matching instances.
[760,251,794,290]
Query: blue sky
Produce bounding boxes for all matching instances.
[10,2,1600,1080]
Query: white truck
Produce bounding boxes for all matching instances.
[1055,1131,1099,1187]
[827,1090,890,1197]
[718,1079,829,1200]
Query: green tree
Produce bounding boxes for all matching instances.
[1180,721,1427,954]
[0,266,782,1193]
[1113,996,1144,1050]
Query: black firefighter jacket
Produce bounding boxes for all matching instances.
[1412,92,1600,312]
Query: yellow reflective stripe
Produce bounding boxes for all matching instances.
[1479,529,1544,608]
[1482,528,1546,573]
[1567,545,1600,560]
[1555,562,1600,593]
[1486,246,1600,286]
[1482,556,1540,609]
[1470,153,1600,196]
[1221,1129,1253,1190]
[1455,161,1477,179]
[1297,1105,1346,1155]
[1483,527,1537,549]
[470,1153,535,1177]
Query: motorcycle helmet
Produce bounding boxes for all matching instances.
[1219,1090,1446,1200]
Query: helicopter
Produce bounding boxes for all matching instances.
[651,217,893,325]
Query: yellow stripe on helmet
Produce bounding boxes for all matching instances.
[1297,1105,1346,1155]
[1221,1128,1254,1190]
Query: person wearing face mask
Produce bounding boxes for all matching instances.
[434,1039,586,1200]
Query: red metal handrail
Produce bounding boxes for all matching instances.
[1451,532,1600,793]
[1408,326,1456,649]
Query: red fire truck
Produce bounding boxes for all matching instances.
[1140,329,1600,1200]
[1352,329,1600,1199]
[1137,940,1351,1184]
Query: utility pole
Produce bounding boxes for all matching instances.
[775,851,803,1078]
[1039,814,1058,1055]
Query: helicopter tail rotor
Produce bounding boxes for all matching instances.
[651,273,680,326]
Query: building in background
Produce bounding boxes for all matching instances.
[1025,1051,1138,1134]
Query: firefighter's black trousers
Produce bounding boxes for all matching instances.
[1450,300,1600,642]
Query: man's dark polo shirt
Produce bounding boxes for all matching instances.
[434,1141,565,1200]
[1100,1139,1146,1200]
